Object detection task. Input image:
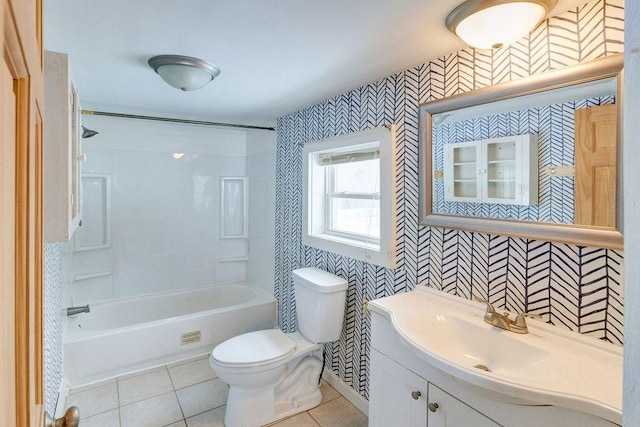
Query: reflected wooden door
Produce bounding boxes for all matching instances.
[1,0,45,425]
[575,104,618,228]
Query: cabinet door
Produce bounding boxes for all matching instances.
[444,141,482,202]
[369,349,429,427]
[481,134,537,206]
[482,136,518,204]
[44,51,82,242]
[427,384,501,427]
[70,80,82,224]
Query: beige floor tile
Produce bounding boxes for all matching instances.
[176,379,229,418]
[169,357,217,389]
[308,397,368,427]
[118,367,174,406]
[319,381,340,404]
[79,408,120,427]
[66,381,119,419]
[165,421,187,427]
[269,412,320,427]
[167,353,210,369]
[120,392,183,427]
[185,406,226,426]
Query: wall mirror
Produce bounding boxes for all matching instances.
[418,54,623,249]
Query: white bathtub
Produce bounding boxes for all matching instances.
[64,283,275,387]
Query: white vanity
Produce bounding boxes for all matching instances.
[368,288,622,426]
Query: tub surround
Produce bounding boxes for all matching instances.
[275,0,624,403]
[43,116,276,410]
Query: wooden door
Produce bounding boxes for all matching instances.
[1,0,44,426]
[575,104,618,228]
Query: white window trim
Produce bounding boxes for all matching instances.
[302,125,397,269]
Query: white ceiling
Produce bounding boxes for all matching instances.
[44,0,586,128]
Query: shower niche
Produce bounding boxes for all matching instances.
[221,177,248,240]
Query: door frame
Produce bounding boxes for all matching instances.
[2,0,44,425]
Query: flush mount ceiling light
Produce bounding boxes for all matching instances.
[148,55,221,91]
[446,0,557,50]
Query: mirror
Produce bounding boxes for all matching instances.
[419,54,623,249]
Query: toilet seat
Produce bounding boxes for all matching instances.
[211,329,296,368]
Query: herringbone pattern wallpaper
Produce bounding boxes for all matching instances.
[432,95,616,222]
[275,0,624,400]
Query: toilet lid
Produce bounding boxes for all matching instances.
[211,329,296,366]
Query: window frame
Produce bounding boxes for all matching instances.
[302,126,397,268]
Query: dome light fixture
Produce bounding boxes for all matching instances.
[148,55,221,91]
[446,0,557,50]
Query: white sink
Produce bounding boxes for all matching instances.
[368,287,622,424]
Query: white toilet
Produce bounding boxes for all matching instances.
[209,267,347,427]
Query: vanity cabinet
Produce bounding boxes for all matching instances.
[369,309,619,427]
[443,134,538,205]
[44,50,82,242]
[370,349,498,427]
[428,383,499,427]
[369,348,428,426]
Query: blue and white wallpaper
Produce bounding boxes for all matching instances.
[433,95,616,222]
[275,0,624,400]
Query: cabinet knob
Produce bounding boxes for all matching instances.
[411,391,421,400]
[428,402,439,412]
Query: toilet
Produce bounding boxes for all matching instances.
[209,267,348,427]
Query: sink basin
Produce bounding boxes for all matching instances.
[368,287,622,424]
[422,315,557,381]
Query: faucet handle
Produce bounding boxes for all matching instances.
[512,312,542,332]
[474,297,495,314]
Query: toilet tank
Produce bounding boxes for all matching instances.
[292,267,348,343]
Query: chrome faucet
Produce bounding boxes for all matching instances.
[474,297,540,334]
[67,305,90,316]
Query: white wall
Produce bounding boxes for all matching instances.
[246,129,276,296]
[623,1,640,424]
[71,115,251,303]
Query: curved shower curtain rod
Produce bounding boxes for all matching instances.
[81,109,276,132]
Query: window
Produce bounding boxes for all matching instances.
[302,126,397,268]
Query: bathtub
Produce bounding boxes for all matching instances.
[64,283,275,387]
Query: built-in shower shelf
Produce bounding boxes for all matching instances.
[219,256,249,263]
[72,270,112,282]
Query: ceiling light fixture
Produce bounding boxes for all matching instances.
[446,0,557,50]
[148,55,221,91]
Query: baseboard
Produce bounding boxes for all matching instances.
[322,369,369,416]
[54,378,69,418]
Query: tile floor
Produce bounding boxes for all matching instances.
[66,355,368,427]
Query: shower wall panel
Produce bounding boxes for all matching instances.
[71,115,249,303]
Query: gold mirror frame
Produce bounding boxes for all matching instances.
[418,54,623,249]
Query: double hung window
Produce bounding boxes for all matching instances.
[302,126,396,268]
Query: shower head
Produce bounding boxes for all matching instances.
[82,126,99,139]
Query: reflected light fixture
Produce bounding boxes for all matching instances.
[148,55,221,91]
[446,0,557,50]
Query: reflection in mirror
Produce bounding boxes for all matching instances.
[419,54,623,249]
[432,77,617,226]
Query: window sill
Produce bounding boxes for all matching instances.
[303,232,394,269]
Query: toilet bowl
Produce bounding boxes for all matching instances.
[209,267,347,427]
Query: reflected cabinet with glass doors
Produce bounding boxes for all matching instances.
[443,134,538,206]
